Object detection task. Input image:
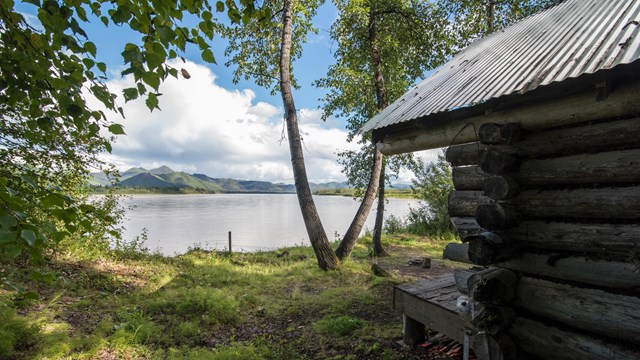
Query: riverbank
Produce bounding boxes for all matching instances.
[314,188,417,199]
[0,234,457,359]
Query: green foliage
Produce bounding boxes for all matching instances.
[313,315,364,336]
[440,0,559,41]
[0,0,258,265]
[318,0,452,194]
[222,0,320,94]
[404,152,454,238]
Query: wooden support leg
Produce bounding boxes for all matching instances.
[403,314,426,347]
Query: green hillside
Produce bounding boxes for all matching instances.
[90,166,361,194]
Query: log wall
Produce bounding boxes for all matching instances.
[443,116,640,359]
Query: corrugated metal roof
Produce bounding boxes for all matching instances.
[361,0,640,133]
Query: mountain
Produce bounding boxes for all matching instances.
[91,166,378,194]
[119,173,176,188]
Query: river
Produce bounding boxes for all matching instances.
[118,193,421,255]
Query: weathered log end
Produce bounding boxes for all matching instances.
[475,203,518,230]
[481,149,520,175]
[448,191,490,217]
[483,176,520,200]
[479,122,524,145]
[472,332,517,360]
[446,143,487,166]
[500,123,524,144]
[468,233,518,265]
[479,122,504,145]
[458,296,516,335]
[451,217,483,241]
[443,242,472,263]
[469,268,518,305]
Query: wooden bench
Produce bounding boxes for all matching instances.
[393,273,465,346]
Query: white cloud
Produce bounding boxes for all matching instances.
[95,60,361,183]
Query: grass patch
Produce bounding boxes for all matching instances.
[313,315,365,337]
[0,233,451,359]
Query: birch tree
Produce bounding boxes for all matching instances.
[223,0,340,270]
[316,0,452,258]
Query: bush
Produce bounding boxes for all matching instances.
[384,152,455,238]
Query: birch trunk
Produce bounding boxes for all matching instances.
[279,0,338,270]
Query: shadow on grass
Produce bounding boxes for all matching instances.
[2,236,451,359]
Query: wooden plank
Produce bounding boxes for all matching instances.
[394,282,465,343]
[502,221,640,254]
[518,148,640,186]
[445,117,640,164]
[477,187,640,226]
[377,81,640,155]
[510,317,640,360]
[498,253,640,289]
[513,277,640,345]
[396,273,455,293]
[515,186,640,220]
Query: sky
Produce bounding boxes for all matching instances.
[20,2,439,183]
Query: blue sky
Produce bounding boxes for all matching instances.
[18,1,436,183]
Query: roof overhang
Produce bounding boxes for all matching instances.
[373,60,640,155]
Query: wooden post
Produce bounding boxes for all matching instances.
[403,315,426,347]
[228,231,232,254]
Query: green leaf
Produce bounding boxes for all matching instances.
[216,1,224,12]
[20,229,37,246]
[89,123,100,134]
[108,124,126,135]
[145,92,159,110]
[83,58,95,69]
[157,25,177,44]
[0,215,17,229]
[97,62,107,73]
[0,229,16,243]
[84,41,97,57]
[66,104,83,117]
[42,193,65,208]
[122,87,139,101]
[6,245,22,258]
[142,72,160,90]
[23,0,40,5]
[100,16,109,26]
[202,10,213,21]
[201,48,215,63]
[36,117,53,130]
[110,5,131,24]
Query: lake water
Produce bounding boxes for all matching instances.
[118,194,421,255]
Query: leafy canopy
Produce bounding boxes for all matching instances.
[0,0,257,262]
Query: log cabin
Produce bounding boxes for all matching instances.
[360,1,640,359]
